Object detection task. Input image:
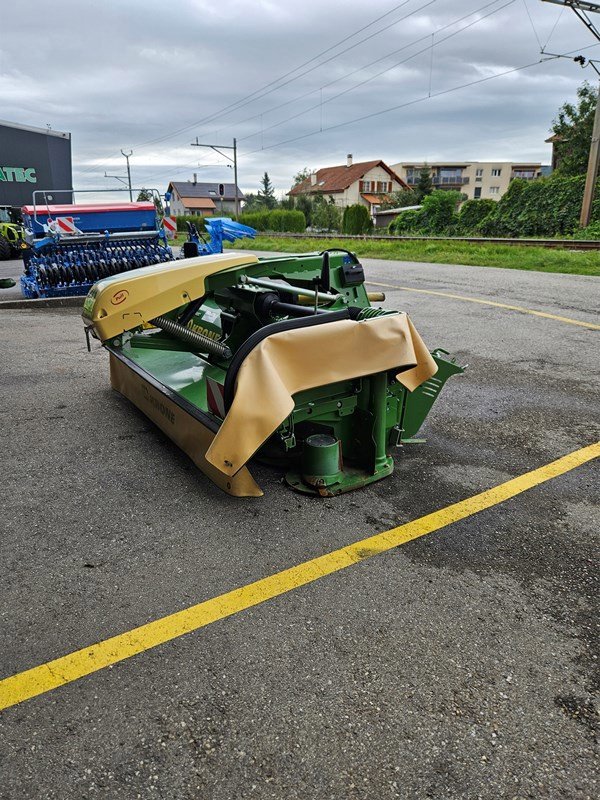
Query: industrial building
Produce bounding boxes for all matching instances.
[0,119,72,208]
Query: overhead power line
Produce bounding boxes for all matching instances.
[77,0,436,173]
[129,0,424,151]
[206,0,507,144]
[238,44,598,158]
[235,0,515,146]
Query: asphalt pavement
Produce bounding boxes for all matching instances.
[0,253,598,799]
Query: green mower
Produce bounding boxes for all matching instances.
[83,249,464,497]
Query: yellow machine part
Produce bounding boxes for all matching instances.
[109,353,263,497]
[82,252,259,342]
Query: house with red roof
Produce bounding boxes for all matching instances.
[288,155,408,215]
[167,179,245,217]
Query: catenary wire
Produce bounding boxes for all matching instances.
[205,0,506,144]
[239,45,598,158]
[236,0,515,145]
[77,0,429,172]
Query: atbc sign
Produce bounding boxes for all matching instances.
[0,167,37,183]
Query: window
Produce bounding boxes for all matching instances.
[513,169,536,179]
[475,168,483,177]
[491,168,502,177]
[474,187,482,199]
[360,180,372,192]
[490,186,500,195]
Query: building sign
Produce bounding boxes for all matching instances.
[0,167,37,183]
[0,121,72,207]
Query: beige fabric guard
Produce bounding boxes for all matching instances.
[205,313,437,478]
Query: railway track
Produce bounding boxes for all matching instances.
[258,233,600,251]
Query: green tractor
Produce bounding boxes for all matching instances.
[0,206,26,260]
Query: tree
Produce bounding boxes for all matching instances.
[292,167,314,186]
[242,192,262,213]
[258,172,277,209]
[416,167,433,197]
[137,187,163,214]
[551,81,598,177]
[342,204,373,235]
[379,188,420,210]
[417,190,461,233]
[295,194,314,227]
[279,194,295,210]
[312,195,341,231]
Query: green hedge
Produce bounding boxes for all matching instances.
[239,209,306,232]
[456,199,496,234]
[342,204,373,234]
[477,176,600,237]
[389,178,600,238]
[175,214,205,232]
[390,191,461,235]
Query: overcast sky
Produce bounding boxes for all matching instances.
[1,0,598,199]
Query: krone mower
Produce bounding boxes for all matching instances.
[83,249,464,497]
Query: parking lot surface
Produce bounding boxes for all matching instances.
[0,255,598,799]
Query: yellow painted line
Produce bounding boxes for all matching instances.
[366,281,600,330]
[1,442,598,713]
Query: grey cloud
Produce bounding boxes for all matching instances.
[1,0,596,197]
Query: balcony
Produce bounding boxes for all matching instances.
[406,175,469,186]
[433,175,470,186]
[511,171,538,180]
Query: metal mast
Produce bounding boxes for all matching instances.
[541,0,600,225]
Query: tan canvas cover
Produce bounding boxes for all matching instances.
[205,313,437,477]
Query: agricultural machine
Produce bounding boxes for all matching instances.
[182,217,256,257]
[83,249,464,497]
[0,206,26,260]
[19,195,256,298]
[20,200,173,298]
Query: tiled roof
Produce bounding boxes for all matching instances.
[361,193,384,204]
[182,197,216,210]
[169,181,245,201]
[288,160,407,195]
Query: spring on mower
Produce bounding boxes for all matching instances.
[357,307,398,320]
[151,315,232,360]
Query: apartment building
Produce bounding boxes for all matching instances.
[391,162,544,201]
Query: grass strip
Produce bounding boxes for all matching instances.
[219,235,600,276]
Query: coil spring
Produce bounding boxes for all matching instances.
[151,315,231,360]
[357,307,398,320]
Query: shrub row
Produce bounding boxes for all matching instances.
[238,210,306,232]
[390,177,600,238]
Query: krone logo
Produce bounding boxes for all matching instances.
[111,289,129,305]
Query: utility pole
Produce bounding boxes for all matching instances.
[191,137,240,217]
[541,1,600,226]
[104,170,129,191]
[120,150,133,202]
[581,90,600,224]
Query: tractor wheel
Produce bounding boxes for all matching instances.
[0,235,11,261]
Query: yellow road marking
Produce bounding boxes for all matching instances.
[1,442,598,712]
[366,281,600,330]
